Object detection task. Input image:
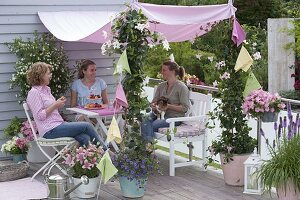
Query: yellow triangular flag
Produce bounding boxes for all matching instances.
[234,46,253,72]
[243,71,262,98]
[96,151,118,184]
[107,116,122,144]
[114,50,131,75]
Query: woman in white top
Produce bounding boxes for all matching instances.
[71,59,109,108]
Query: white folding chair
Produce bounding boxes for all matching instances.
[23,102,77,181]
[153,91,212,176]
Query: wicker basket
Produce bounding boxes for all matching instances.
[0,161,29,182]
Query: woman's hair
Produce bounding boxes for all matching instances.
[162,60,185,80]
[78,59,96,79]
[27,62,53,86]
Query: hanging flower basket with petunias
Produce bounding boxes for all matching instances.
[242,89,285,119]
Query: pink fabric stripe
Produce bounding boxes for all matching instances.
[79,106,122,116]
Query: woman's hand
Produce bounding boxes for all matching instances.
[56,96,67,109]
[150,102,157,111]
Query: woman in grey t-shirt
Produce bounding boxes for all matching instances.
[142,61,190,142]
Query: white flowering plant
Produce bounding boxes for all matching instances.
[7,32,74,102]
[196,21,257,164]
[1,136,29,155]
[101,4,168,123]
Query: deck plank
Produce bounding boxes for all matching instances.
[6,150,276,200]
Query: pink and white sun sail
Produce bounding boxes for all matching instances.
[38,2,245,44]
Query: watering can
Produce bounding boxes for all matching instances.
[45,174,89,200]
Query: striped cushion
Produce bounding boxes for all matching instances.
[158,123,206,138]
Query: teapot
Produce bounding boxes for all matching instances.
[45,174,89,200]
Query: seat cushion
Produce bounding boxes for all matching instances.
[158,124,205,138]
[37,137,76,145]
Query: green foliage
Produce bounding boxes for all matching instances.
[281,0,300,18]
[7,32,73,102]
[144,42,205,81]
[3,117,23,138]
[203,21,256,163]
[234,0,282,29]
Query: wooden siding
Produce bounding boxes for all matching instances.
[268,18,295,93]
[0,0,129,157]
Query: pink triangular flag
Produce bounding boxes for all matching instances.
[231,18,246,47]
[115,83,128,108]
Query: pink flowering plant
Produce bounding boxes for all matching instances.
[63,143,104,178]
[242,89,285,118]
[1,136,29,154]
[20,120,37,141]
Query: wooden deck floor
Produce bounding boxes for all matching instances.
[27,150,275,200]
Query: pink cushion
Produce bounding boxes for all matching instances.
[158,124,205,137]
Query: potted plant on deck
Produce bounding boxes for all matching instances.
[258,103,300,200]
[1,136,29,163]
[101,5,165,198]
[201,21,257,186]
[112,133,161,198]
[63,143,104,199]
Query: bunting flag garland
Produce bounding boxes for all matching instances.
[115,83,128,108]
[231,18,246,47]
[96,151,118,184]
[243,71,262,98]
[107,116,122,144]
[113,50,131,75]
[234,46,253,72]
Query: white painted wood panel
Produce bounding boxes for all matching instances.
[268,18,295,93]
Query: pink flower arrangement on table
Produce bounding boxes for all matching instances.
[242,89,286,118]
[63,143,104,178]
[20,120,37,141]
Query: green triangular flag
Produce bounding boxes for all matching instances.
[114,50,131,75]
[96,151,118,184]
[243,71,262,98]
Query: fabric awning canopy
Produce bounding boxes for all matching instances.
[38,1,244,44]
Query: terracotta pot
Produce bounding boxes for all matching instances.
[220,154,250,186]
[277,180,300,200]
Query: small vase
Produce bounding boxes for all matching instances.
[72,176,100,199]
[119,176,147,198]
[12,154,27,163]
[261,112,278,123]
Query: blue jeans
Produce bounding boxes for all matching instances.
[43,122,107,149]
[141,113,181,142]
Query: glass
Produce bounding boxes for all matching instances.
[108,99,115,109]
[78,97,87,107]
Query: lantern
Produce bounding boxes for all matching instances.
[243,151,263,195]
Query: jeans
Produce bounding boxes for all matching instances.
[141,113,181,142]
[43,122,107,149]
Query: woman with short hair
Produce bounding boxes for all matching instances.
[26,62,106,148]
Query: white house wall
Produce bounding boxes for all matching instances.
[0,0,128,158]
